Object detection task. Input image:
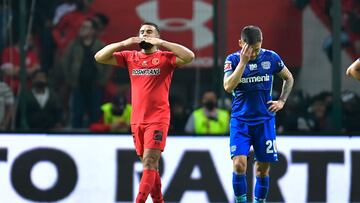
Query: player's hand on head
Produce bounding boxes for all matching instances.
[240,43,252,64]
[267,100,284,113]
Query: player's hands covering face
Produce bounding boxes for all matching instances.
[124,37,142,46]
[240,43,252,64]
[267,100,285,113]
[141,37,164,47]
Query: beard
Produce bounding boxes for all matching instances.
[139,41,154,50]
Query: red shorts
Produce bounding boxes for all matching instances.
[131,123,169,156]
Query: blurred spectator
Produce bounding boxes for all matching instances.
[89,94,131,133]
[322,30,350,62]
[33,0,58,73]
[103,69,130,102]
[52,0,94,54]
[306,94,333,132]
[277,90,312,133]
[293,0,311,10]
[343,0,360,56]
[317,91,333,115]
[305,0,360,60]
[0,1,12,53]
[1,35,40,94]
[294,0,360,60]
[185,90,229,135]
[320,0,350,60]
[0,69,15,130]
[91,12,109,42]
[62,18,110,128]
[16,70,63,131]
[169,96,189,134]
[52,0,77,25]
[342,90,360,133]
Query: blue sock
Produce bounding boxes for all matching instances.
[254,176,269,202]
[232,172,247,203]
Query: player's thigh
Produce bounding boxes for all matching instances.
[230,118,251,158]
[131,124,145,156]
[252,118,278,162]
[143,123,169,151]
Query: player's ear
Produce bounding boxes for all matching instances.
[238,40,244,48]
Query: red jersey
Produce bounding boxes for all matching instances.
[113,50,177,125]
[1,47,40,93]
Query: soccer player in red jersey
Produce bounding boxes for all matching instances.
[94,22,195,203]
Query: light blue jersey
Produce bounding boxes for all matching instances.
[224,49,284,125]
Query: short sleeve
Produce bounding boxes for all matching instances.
[224,55,234,74]
[163,51,177,69]
[272,52,285,73]
[170,54,177,68]
[113,51,131,67]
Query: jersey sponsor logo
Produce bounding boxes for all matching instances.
[240,74,270,84]
[152,58,160,65]
[136,1,213,50]
[224,63,232,71]
[132,68,161,75]
[249,63,257,71]
[153,130,163,141]
[261,61,271,69]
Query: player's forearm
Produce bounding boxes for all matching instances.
[223,63,246,92]
[278,75,294,103]
[94,42,125,63]
[160,41,195,64]
[349,71,360,81]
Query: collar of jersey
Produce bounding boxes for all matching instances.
[138,50,160,58]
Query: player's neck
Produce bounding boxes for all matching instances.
[141,47,158,55]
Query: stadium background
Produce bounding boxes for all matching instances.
[0,0,359,202]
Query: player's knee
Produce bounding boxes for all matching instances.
[233,161,247,174]
[255,163,270,176]
[143,154,159,169]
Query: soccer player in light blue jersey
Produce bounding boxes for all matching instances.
[223,25,294,203]
[346,58,360,81]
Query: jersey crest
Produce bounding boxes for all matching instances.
[261,61,271,69]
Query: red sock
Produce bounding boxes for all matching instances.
[136,169,157,203]
[150,171,164,203]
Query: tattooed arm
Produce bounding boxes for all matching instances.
[268,66,294,113]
